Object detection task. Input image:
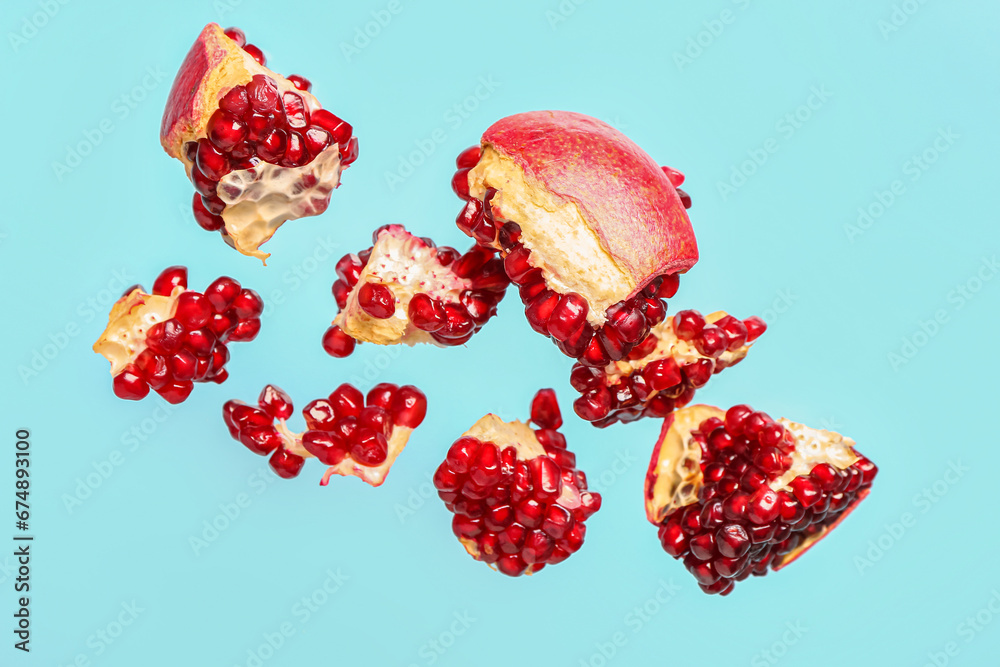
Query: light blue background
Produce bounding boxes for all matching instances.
[2,0,998,665]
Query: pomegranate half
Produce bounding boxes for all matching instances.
[433,389,602,576]
[645,404,877,595]
[224,382,426,486]
[571,309,766,426]
[93,266,262,403]
[161,24,357,262]
[322,224,509,357]
[451,111,698,363]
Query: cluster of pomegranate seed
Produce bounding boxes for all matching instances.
[186,27,357,237]
[652,406,878,595]
[571,309,767,426]
[104,266,262,404]
[433,389,602,576]
[224,382,427,485]
[323,225,509,358]
[451,146,682,363]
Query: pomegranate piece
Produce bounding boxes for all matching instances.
[223,382,427,486]
[93,266,261,403]
[571,309,766,427]
[451,111,698,362]
[161,24,357,263]
[433,389,602,576]
[645,404,878,595]
[322,224,509,357]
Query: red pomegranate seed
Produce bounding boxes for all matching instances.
[530,389,562,429]
[358,283,395,319]
[407,294,446,331]
[269,448,304,478]
[112,367,149,401]
[286,74,312,91]
[152,266,188,296]
[546,293,589,341]
[674,310,704,340]
[259,384,293,420]
[455,145,481,169]
[310,109,352,146]
[322,325,356,358]
[206,110,247,151]
[744,316,767,342]
[224,27,246,46]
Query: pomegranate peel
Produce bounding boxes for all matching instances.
[93,266,261,403]
[433,389,601,576]
[161,24,355,262]
[453,111,697,362]
[323,224,508,356]
[644,404,877,595]
[223,383,427,487]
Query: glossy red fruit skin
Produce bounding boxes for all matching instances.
[480,111,698,287]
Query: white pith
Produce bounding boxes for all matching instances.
[176,40,345,264]
[216,145,343,262]
[645,406,861,525]
[605,311,750,386]
[277,418,414,488]
[92,288,182,375]
[467,145,633,327]
[334,227,472,346]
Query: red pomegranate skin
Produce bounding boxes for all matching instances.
[482,110,699,291]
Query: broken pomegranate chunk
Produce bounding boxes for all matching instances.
[433,389,602,576]
[160,24,357,262]
[451,111,698,362]
[571,309,766,426]
[93,266,262,403]
[322,224,509,357]
[645,404,877,595]
[223,382,426,486]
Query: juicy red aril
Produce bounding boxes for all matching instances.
[546,294,589,341]
[310,109,352,146]
[358,283,395,319]
[452,168,471,199]
[112,366,149,401]
[408,294,446,332]
[204,277,241,312]
[246,75,280,113]
[259,384,293,420]
[192,194,224,231]
[196,139,230,180]
[152,266,187,296]
[286,74,312,91]
[269,448,304,478]
[207,110,247,151]
[744,316,767,342]
[174,292,212,329]
[322,325,356,358]
[530,389,562,429]
[455,146,481,169]
[674,310,705,340]
[302,431,348,465]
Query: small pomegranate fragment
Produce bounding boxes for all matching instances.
[160,24,357,262]
[571,309,765,426]
[223,382,426,486]
[645,404,878,595]
[452,111,698,361]
[433,389,601,576]
[323,224,509,356]
[93,266,261,403]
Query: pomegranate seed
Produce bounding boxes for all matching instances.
[546,293,589,341]
[674,310,705,340]
[744,316,767,342]
[219,86,249,116]
[322,326,356,358]
[258,385,293,420]
[224,27,246,46]
[676,188,692,208]
[407,294,446,332]
[206,110,247,151]
[530,389,562,429]
[112,367,149,401]
[286,74,312,91]
[152,266,187,296]
[310,109,352,146]
[661,165,685,186]
[657,274,680,299]
[574,389,611,421]
[358,282,395,319]
[247,75,280,113]
[455,146,481,169]
[192,193,224,231]
[452,168,471,199]
[269,448,304,478]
